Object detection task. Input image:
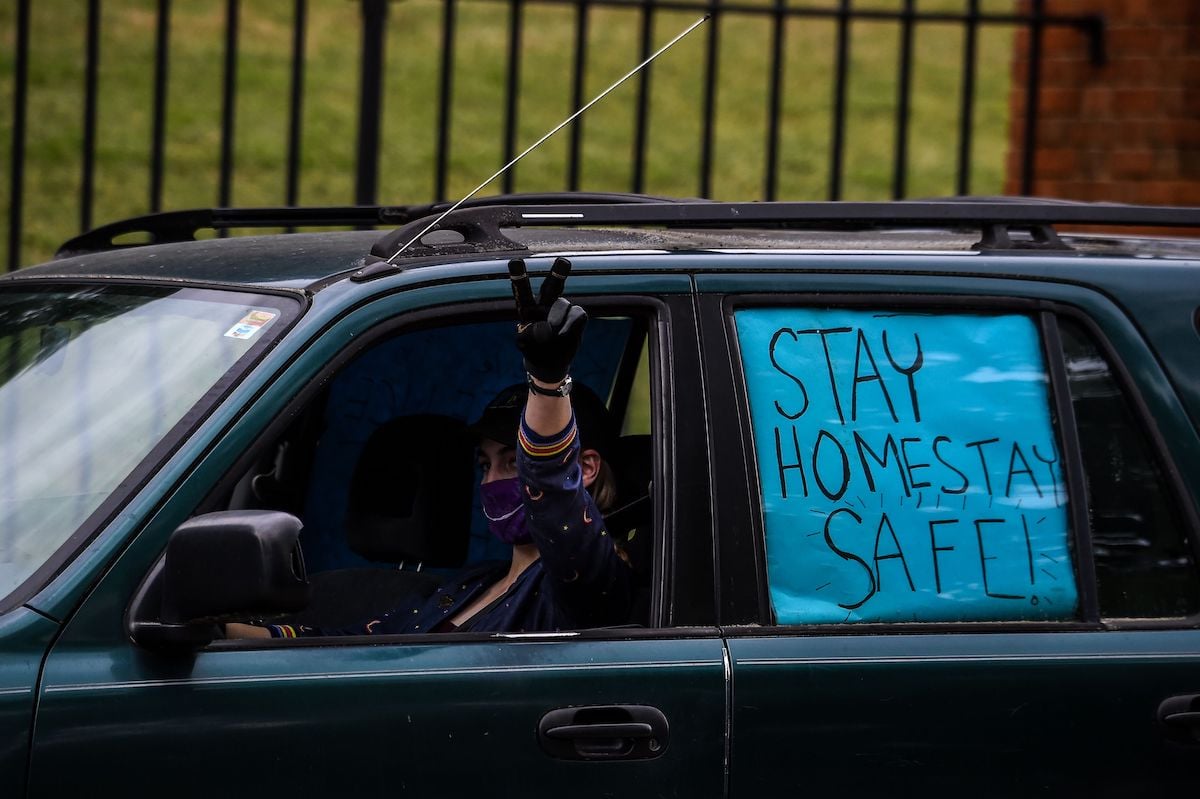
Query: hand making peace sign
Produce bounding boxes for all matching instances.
[508,257,587,384]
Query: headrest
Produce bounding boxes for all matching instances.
[345,414,473,566]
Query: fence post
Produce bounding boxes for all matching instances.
[1019,0,1044,196]
[892,0,915,199]
[356,0,388,206]
[631,0,655,195]
[7,0,30,272]
[219,0,241,211]
[501,0,524,194]
[698,0,720,199]
[150,0,171,213]
[764,0,786,201]
[286,0,308,211]
[566,0,589,191]
[81,0,101,233]
[435,0,456,201]
[828,0,851,201]
[956,0,979,196]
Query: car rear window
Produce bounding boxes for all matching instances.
[735,308,1078,624]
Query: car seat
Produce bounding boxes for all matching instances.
[280,413,475,629]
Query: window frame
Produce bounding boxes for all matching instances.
[714,292,1200,635]
[160,292,713,648]
[1052,307,1200,629]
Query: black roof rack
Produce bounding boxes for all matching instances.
[56,197,1200,269]
[54,192,696,258]
[55,207,404,258]
[357,199,1200,278]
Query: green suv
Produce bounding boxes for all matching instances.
[1,197,1198,795]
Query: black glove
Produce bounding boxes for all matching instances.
[509,257,587,383]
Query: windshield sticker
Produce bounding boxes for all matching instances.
[735,309,1078,624]
[224,309,277,340]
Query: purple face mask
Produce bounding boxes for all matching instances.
[480,477,531,545]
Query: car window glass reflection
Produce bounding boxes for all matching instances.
[1058,318,1200,618]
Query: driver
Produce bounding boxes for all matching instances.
[226,257,632,637]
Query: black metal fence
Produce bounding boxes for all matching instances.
[3,0,1104,271]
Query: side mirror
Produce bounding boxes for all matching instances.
[129,510,310,649]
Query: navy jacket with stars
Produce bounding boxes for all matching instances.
[266,411,632,637]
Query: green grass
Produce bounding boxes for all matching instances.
[0,0,1018,267]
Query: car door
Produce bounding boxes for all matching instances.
[696,265,1200,796]
[29,266,730,796]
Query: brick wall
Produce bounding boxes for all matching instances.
[1005,0,1200,204]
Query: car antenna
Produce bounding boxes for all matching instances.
[387,13,710,262]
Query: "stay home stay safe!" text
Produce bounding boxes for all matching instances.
[737,309,1078,624]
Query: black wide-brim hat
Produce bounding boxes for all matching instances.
[469,382,617,460]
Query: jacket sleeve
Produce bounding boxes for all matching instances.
[517,411,633,627]
[263,616,396,638]
[261,594,434,638]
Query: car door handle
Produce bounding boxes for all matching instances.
[544,721,654,740]
[538,705,669,761]
[1162,712,1200,730]
[1158,695,1200,744]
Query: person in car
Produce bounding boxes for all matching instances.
[226,258,632,638]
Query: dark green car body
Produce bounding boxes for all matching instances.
[1,202,1198,796]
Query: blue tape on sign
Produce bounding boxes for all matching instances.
[735,309,1078,623]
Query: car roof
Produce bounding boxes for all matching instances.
[6,230,382,291]
[7,198,1200,293]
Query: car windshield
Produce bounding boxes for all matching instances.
[0,284,291,602]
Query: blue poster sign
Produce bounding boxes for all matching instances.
[735,309,1078,623]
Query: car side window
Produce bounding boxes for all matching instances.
[735,308,1078,624]
[294,316,645,572]
[1058,318,1200,619]
[215,311,657,635]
